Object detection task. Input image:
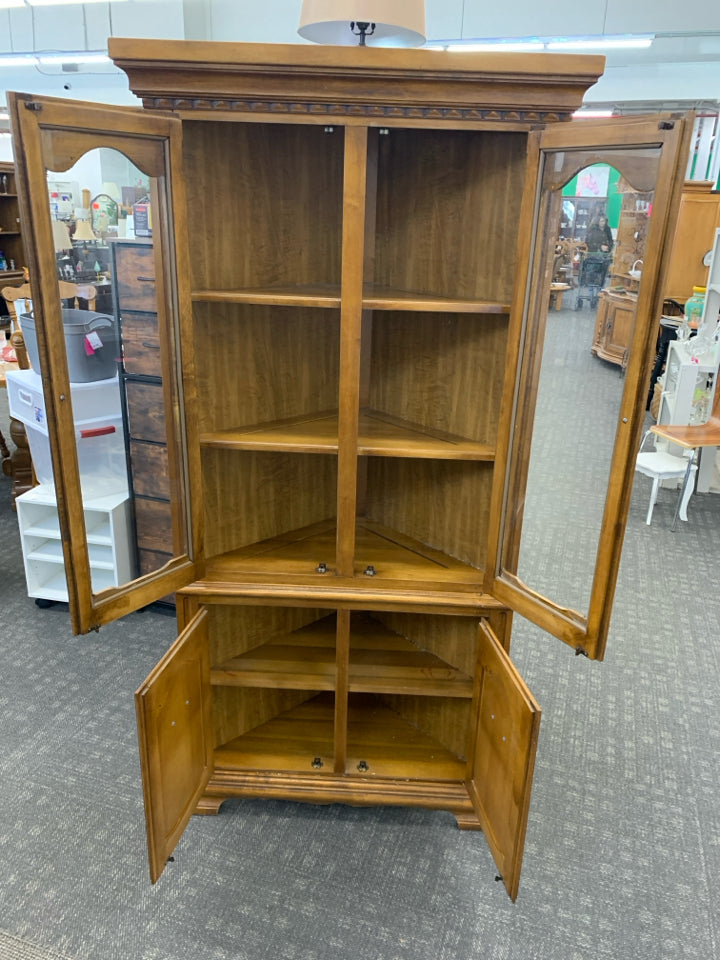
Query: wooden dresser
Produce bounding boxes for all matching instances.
[112,240,174,594]
[8,40,690,900]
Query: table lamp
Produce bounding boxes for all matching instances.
[298,0,426,46]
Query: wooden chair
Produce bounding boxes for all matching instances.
[650,383,720,529]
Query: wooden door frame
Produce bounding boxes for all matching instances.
[8,93,202,634]
[485,115,693,660]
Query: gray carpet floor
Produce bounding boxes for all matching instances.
[1,305,719,959]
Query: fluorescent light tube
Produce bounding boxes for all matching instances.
[0,0,26,9]
[548,37,653,50]
[0,55,40,66]
[38,53,110,65]
[573,109,615,118]
[445,42,545,53]
[27,0,125,5]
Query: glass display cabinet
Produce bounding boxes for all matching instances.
[8,40,690,900]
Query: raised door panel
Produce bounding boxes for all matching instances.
[664,185,720,301]
[605,297,636,365]
[467,620,540,902]
[135,608,212,883]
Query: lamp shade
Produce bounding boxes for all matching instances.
[73,218,96,242]
[51,219,72,252]
[298,0,426,47]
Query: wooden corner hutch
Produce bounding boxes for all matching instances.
[8,40,690,900]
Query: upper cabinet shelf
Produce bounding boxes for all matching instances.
[191,283,510,314]
[192,285,341,308]
[200,409,496,461]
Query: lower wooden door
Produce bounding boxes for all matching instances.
[135,600,540,899]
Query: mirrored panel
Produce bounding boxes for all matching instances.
[500,146,661,618]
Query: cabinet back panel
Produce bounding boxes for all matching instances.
[194,303,341,433]
[377,693,472,760]
[183,121,344,289]
[369,312,508,444]
[364,459,493,569]
[212,686,315,751]
[371,612,478,678]
[208,604,329,666]
[202,449,337,558]
[373,130,526,301]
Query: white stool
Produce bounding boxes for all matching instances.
[635,435,697,526]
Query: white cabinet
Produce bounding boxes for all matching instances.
[16,485,133,602]
[657,341,718,491]
[658,340,717,425]
[657,228,720,491]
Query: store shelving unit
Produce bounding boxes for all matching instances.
[0,161,26,284]
[16,485,133,602]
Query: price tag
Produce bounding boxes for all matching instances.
[84,331,104,354]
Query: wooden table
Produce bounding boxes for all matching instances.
[549,282,572,310]
[651,413,720,528]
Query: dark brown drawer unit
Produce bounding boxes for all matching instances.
[111,239,174,605]
[119,312,162,376]
[113,241,157,311]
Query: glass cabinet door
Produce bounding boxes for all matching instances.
[8,93,200,634]
[487,115,690,660]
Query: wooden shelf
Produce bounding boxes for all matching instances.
[200,408,495,460]
[363,285,511,314]
[191,283,510,315]
[191,285,341,309]
[211,612,474,697]
[200,518,484,591]
[214,691,467,780]
[345,693,467,779]
[215,693,336,774]
[212,615,338,691]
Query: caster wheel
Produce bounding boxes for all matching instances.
[35,597,57,609]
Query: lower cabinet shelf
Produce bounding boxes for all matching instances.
[214,691,469,780]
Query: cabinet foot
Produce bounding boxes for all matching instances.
[454,811,483,831]
[195,795,226,815]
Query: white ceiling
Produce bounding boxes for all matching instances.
[0,0,719,111]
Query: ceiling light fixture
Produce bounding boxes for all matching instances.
[0,0,26,9]
[547,36,654,50]
[444,42,545,52]
[572,109,615,118]
[38,53,111,65]
[430,34,654,53]
[0,50,111,67]
[26,0,127,5]
[0,54,40,66]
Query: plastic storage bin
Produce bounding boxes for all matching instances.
[6,368,128,498]
[21,308,120,381]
